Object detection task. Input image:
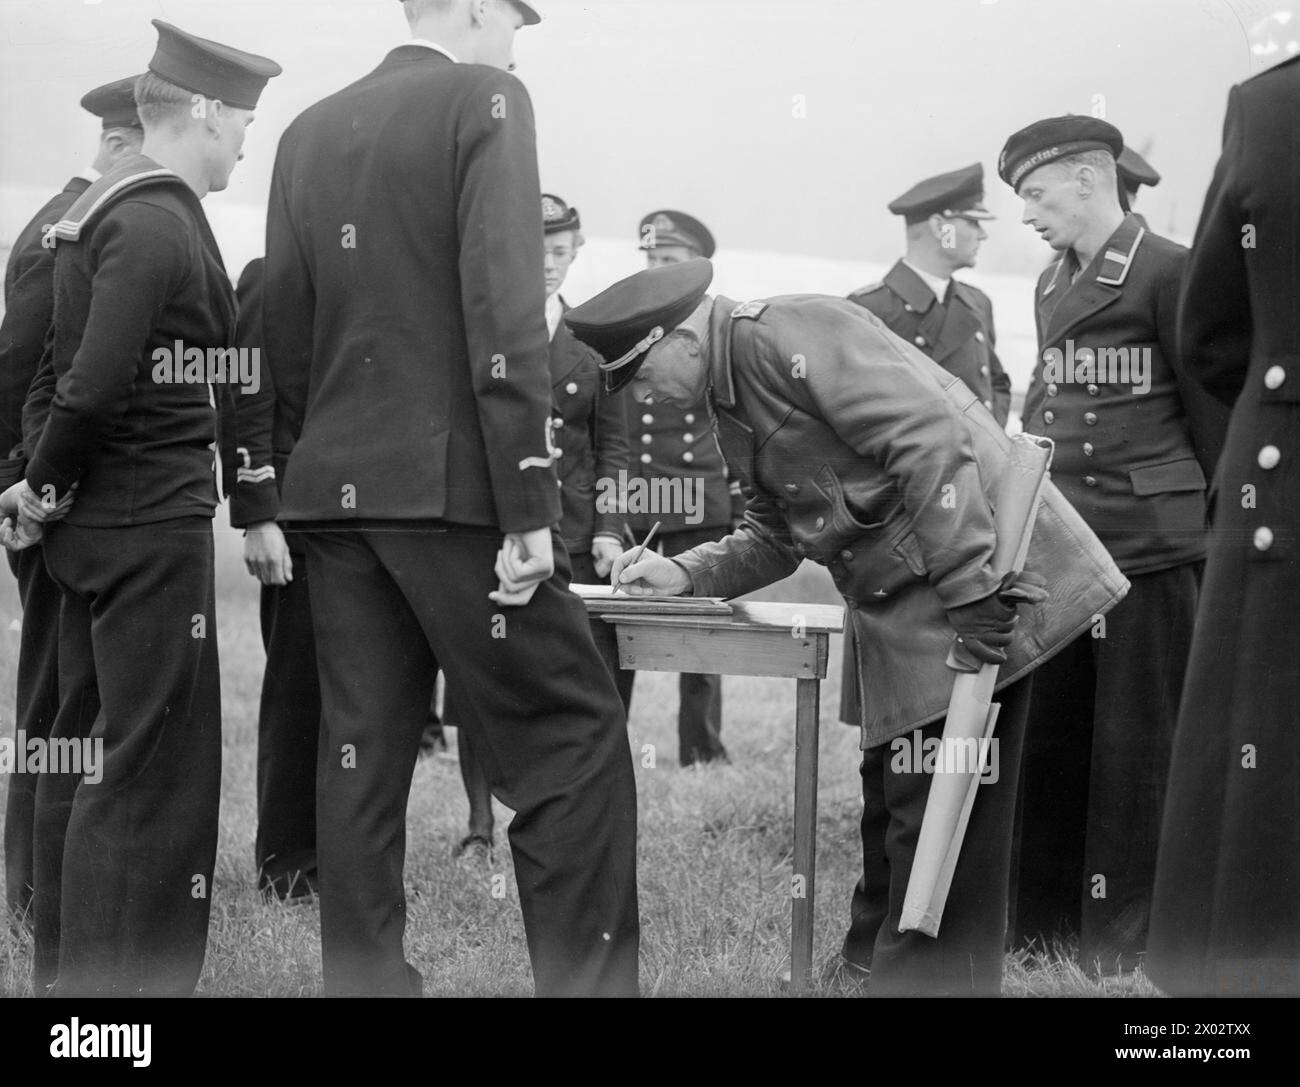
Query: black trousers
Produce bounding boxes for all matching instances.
[623,527,726,765]
[4,546,62,925]
[34,518,221,996]
[1012,563,1198,972]
[842,676,1032,996]
[449,546,629,842]
[254,538,320,897]
[303,525,639,997]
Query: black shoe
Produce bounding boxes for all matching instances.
[452,834,493,865]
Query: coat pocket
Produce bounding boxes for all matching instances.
[810,466,926,600]
[1129,457,1206,495]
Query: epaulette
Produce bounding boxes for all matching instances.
[46,158,182,245]
[847,281,884,299]
[731,300,768,320]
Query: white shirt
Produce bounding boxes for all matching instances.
[545,293,564,343]
[407,38,458,63]
[77,166,102,185]
[902,259,952,305]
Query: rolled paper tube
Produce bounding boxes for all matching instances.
[898,434,1053,937]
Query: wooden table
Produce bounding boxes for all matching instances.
[594,600,845,994]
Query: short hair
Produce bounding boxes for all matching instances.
[1050,149,1117,184]
[134,72,197,129]
[404,0,456,22]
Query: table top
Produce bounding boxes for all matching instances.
[598,600,844,635]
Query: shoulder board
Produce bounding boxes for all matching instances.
[847,281,884,299]
[731,300,769,321]
[48,163,184,245]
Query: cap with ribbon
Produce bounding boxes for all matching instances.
[888,162,995,223]
[542,192,581,234]
[565,259,714,392]
[998,115,1124,191]
[638,209,717,259]
[147,19,282,110]
[80,76,145,129]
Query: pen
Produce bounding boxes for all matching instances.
[621,520,662,586]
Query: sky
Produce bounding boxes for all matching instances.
[0,0,1292,281]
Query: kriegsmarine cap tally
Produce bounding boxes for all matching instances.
[888,162,996,223]
[80,76,146,129]
[147,20,283,111]
[565,259,714,393]
[998,116,1124,191]
[542,193,581,234]
[1117,145,1161,191]
[638,209,717,259]
[396,0,541,24]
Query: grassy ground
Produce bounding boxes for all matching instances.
[0,513,1158,998]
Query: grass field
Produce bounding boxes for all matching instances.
[0,515,1161,998]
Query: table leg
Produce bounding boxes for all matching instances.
[790,676,820,994]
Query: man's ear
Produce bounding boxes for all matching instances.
[1076,164,1096,198]
[468,0,491,28]
[203,98,226,138]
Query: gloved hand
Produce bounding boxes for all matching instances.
[946,570,1049,665]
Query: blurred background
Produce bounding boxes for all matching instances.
[2,0,1297,393]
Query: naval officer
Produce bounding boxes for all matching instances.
[0,75,143,927]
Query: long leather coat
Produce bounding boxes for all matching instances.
[674,294,1129,747]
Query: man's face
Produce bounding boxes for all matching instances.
[1018,163,1086,251]
[207,104,253,193]
[941,214,988,270]
[627,328,707,409]
[543,231,578,298]
[645,245,699,269]
[474,0,524,71]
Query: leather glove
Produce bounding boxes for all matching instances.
[946,570,1049,665]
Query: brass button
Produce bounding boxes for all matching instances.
[1047,383,1059,396]
[1259,445,1281,470]
[1083,442,1094,456]
[1254,526,1274,552]
[814,516,825,532]
[565,382,579,395]
[914,335,926,346]
[1043,410,1055,424]
[975,330,985,343]
[684,413,696,424]
[984,399,993,409]
[553,418,564,429]
[1086,383,1100,396]
[641,434,652,445]
[903,303,914,313]
[980,365,989,377]
[1265,366,1286,390]
[1084,475,1098,488]
[683,433,695,444]
[640,453,652,465]
[641,413,654,425]
[840,549,854,563]
[784,483,800,496]
[682,452,694,464]
[1084,412,1098,426]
